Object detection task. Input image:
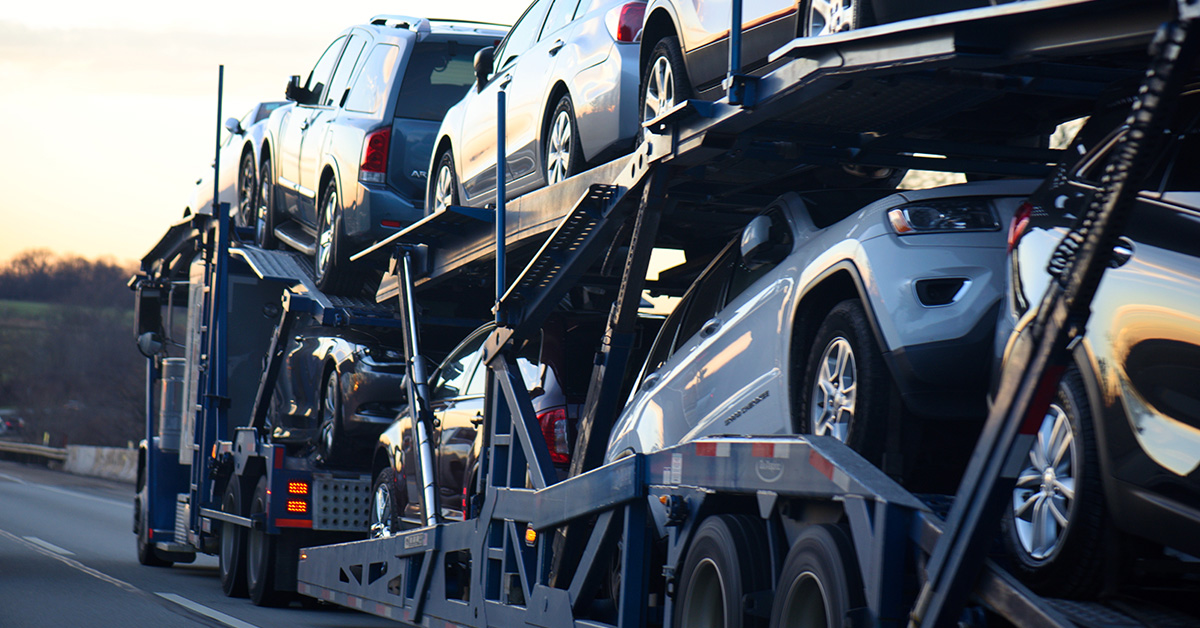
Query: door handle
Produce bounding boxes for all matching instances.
[499,74,513,89]
[470,413,484,427]
[1110,237,1134,268]
[300,118,311,131]
[549,39,564,56]
[700,318,722,338]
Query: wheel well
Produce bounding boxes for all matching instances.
[320,166,336,197]
[259,140,272,170]
[640,9,678,82]
[371,447,390,482]
[788,270,862,429]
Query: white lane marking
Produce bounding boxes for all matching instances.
[0,471,29,484]
[23,535,75,555]
[0,528,140,594]
[34,483,128,508]
[155,593,261,628]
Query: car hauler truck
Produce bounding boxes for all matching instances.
[135,0,1200,624]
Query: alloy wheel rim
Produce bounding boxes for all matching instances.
[546,110,573,185]
[322,375,337,455]
[1011,403,1076,560]
[256,162,270,242]
[238,156,256,228]
[434,163,454,212]
[809,0,857,36]
[371,483,394,538]
[643,56,675,125]
[811,337,856,442]
[317,190,336,278]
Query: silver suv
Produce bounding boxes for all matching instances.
[258,17,507,294]
[606,181,1037,499]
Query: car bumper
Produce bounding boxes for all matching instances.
[341,360,408,434]
[342,182,425,246]
[574,41,642,163]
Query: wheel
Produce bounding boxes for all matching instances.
[317,370,353,467]
[235,150,257,230]
[219,479,249,597]
[255,153,277,249]
[1001,368,1107,598]
[673,514,771,628]
[430,147,459,213]
[641,36,692,132]
[369,466,404,538]
[806,0,865,37]
[247,476,289,606]
[136,497,173,567]
[545,95,583,186]
[769,524,865,628]
[799,300,889,465]
[314,182,359,295]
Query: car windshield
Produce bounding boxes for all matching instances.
[394,40,484,121]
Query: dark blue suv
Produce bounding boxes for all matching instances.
[258,16,506,294]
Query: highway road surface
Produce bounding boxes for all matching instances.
[0,459,397,628]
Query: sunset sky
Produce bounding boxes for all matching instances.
[0,0,526,265]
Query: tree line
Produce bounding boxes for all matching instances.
[0,249,132,309]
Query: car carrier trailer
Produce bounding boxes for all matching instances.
[135,0,1200,624]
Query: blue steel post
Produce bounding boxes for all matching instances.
[496,89,507,320]
[728,0,742,91]
[202,65,230,521]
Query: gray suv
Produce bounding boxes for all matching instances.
[258,17,507,294]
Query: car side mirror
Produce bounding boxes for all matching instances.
[224,117,243,136]
[137,332,164,358]
[641,371,661,391]
[473,47,495,91]
[741,215,787,270]
[284,75,306,102]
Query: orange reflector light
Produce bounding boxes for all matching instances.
[287,481,309,495]
[525,526,537,545]
[299,552,308,560]
[286,499,308,514]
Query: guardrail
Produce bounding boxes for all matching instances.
[0,440,68,462]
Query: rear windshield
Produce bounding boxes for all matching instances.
[394,41,483,121]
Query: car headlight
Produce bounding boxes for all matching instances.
[888,199,999,235]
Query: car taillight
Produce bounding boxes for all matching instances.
[537,408,570,465]
[1008,201,1034,253]
[605,2,646,43]
[360,127,391,183]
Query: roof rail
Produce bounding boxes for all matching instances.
[369,15,431,38]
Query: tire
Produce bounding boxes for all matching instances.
[314,182,359,295]
[799,300,889,465]
[255,154,277,249]
[136,497,173,567]
[806,0,866,37]
[236,150,257,230]
[219,479,249,597]
[769,524,865,628]
[429,147,460,213]
[369,466,404,538]
[545,95,583,186]
[1001,368,1107,598]
[673,514,771,628]
[641,36,692,133]
[317,370,353,467]
[247,476,289,606]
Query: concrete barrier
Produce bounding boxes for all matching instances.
[64,445,137,484]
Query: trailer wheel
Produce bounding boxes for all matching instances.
[769,524,864,628]
[219,479,249,597]
[247,476,289,606]
[136,497,172,567]
[800,300,889,465]
[674,514,771,628]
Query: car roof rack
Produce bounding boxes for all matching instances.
[369,15,431,37]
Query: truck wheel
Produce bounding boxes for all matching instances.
[219,479,249,597]
[674,514,771,628]
[318,371,352,467]
[247,476,289,606]
[255,154,277,249]
[369,466,403,538]
[769,524,864,628]
[136,498,173,567]
[799,300,889,465]
[1001,368,1107,598]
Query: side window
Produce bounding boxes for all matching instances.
[345,44,401,114]
[435,334,488,400]
[541,0,581,39]
[324,34,368,107]
[674,246,737,350]
[641,304,686,378]
[494,0,553,71]
[305,36,348,106]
